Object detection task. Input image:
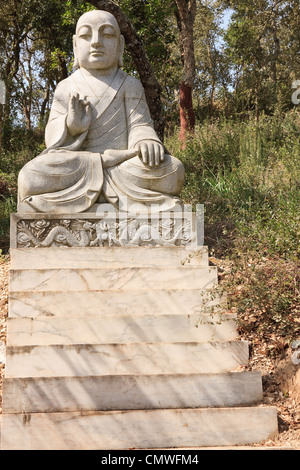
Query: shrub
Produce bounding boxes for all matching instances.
[166,112,299,345]
[225,256,300,344]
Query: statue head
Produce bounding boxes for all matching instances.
[73,10,125,71]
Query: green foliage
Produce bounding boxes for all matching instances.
[62,0,96,25]
[0,194,16,252]
[0,126,45,251]
[116,0,177,82]
[224,0,300,115]
[166,109,300,259]
[166,108,300,343]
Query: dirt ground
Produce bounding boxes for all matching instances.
[0,255,299,449]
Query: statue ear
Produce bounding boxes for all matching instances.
[118,35,125,67]
[73,34,79,70]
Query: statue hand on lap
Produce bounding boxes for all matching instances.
[135,141,165,167]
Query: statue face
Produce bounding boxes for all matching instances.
[74,11,124,71]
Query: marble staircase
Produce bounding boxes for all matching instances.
[1,246,278,449]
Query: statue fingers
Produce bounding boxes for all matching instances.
[69,94,76,111]
[160,145,165,162]
[80,95,91,107]
[139,143,149,165]
[84,102,92,122]
[147,143,155,167]
[154,144,162,167]
[69,93,80,112]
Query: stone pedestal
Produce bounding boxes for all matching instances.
[0,210,278,450]
[11,204,202,249]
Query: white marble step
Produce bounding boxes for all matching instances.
[9,266,218,292]
[10,246,209,269]
[5,341,249,378]
[8,288,226,318]
[6,312,238,346]
[2,371,263,413]
[0,407,278,450]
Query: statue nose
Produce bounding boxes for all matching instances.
[91,32,103,46]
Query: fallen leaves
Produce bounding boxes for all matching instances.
[0,255,9,344]
[0,255,9,414]
[211,254,300,448]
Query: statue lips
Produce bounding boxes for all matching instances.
[90,49,105,57]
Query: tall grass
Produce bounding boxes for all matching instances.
[166,109,300,342]
[0,129,45,251]
[166,109,300,260]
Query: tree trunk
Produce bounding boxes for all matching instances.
[174,0,196,145]
[59,56,69,81]
[23,101,31,131]
[179,82,195,141]
[86,0,164,141]
[270,3,280,106]
[40,82,50,125]
[0,104,2,154]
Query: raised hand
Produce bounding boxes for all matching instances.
[135,141,165,167]
[67,93,92,136]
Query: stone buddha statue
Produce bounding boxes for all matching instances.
[18,10,185,214]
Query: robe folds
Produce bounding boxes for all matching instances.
[18,68,184,213]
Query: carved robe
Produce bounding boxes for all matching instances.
[18,68,184,213]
